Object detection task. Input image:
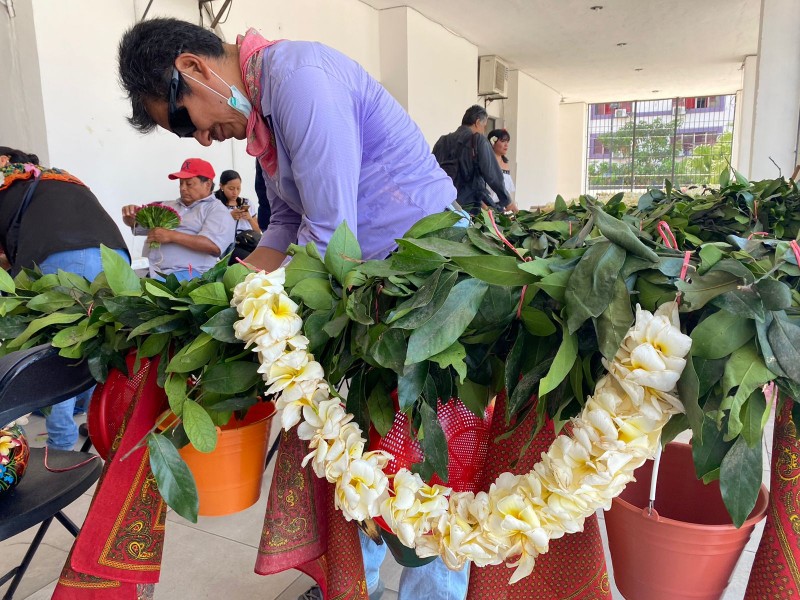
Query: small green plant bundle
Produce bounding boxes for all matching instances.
[134,204,182,248]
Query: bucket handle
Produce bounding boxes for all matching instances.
[646,439,663,518]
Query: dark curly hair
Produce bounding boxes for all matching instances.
[0,146,40,164]
[117,18,225,133]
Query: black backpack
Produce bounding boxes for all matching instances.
[432,130,480,190]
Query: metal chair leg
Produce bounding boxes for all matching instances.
[1,516,54,600]
[54,510,80,537]
[264,434,281,470]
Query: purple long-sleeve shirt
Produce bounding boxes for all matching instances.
[254,41,456,260]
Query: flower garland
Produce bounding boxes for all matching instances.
[231,269,691,583]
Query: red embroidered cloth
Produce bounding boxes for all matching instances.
[745,399,800,598]
[255,430,368,599]
[466,393,612,600]
[52,358,167,600]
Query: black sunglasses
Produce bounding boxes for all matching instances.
[168,67,197,138]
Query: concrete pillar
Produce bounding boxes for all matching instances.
[557,102,588,202]
[505,70,561,208]
[748,0,800,179]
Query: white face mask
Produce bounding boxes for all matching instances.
[181,67,253,120]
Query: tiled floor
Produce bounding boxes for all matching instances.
[1,408,775,599]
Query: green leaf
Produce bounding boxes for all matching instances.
[164,374,188,416]
[690,310,755,360]
[404,211,462,238]
[387,267,445,323]
[429,341,467,383]
[127,313,184,339]
[325,221,362,285]
[285,246,328,288]
[591,205,658,262]
[420,402,448,482]
[720,342,775,439]
[398,362,428,410]
[392,270,458,330]
[594,277,634,361]
[676,270,742,310]
[741,388,768,447]
[692,415,734,479]
[371,328,407,373]
[200,307,240,343]
[536,269,571,303]
[720,436,763,527]
[189,282,229,306]
[222,263,251,292]
[346,369,370,435]
[539,329,578,397]
[456,378,491,417]
[712,289,765,322]
[144,281,176,299]
[402,237,483,258]
[205,396,258,413]
[565,241,626,333]
[182,400,218,453]
[51,319,102,348]
[6,311,83,349]
[508,360,552,421]
[755,279,792,311]
[202,361,260,394]
[367,385,394,437]
[291,277,334,310]
[102,244,141,296]
[166,333,218,373]
[405,279,488,364]
[519,307,556,337]
[768,316,800,383]
[452,255,538,286]
[148,432,198,522]
[505,325,527,397]
[518,258,552,277]
[0,268,15,293]
[391,241,447,272]
[695,356,727,397]
[138,333,169,358]
[26,290,76,312]
[677,353,703,438]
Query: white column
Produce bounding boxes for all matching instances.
[557,102,588,202]
[506,70,561,208]
[748,0,800,180]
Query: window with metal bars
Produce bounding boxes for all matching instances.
[586,95,736,194]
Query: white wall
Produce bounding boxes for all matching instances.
[557,102,587,202]
[748,0,800,179]
[405,8,477,148]
[506,70,561,208]
[379,8,409,109]
[0,0,49,163]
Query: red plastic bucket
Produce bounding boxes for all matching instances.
[605,442,769,600]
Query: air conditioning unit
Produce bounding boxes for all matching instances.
[478,55,509,97]
[614,108,628,118]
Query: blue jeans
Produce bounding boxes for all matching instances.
[359,530,468,600]
[39,247,129,450]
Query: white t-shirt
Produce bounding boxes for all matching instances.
[488,168,515,206]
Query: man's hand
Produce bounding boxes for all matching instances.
[146,227,174,245]
[122,204,139,227]
[244,247,287,272]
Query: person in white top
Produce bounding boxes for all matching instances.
[487,129,519,213]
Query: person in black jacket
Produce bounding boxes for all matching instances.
[432,105,510,215]
[0,146,129,451]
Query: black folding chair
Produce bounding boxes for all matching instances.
[0,344,102,600]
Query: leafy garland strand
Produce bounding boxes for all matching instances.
[232,269,691,583]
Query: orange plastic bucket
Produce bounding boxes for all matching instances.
[605,442,768,600]
[179,401,276,516]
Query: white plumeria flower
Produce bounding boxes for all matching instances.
[335,453,390,522]
[231,269,285,307]
[379,470,451,548]
[266,350,326,404]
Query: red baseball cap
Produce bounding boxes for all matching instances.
[168,158,215,180]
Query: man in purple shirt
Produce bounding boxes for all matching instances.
[118,17,466,600]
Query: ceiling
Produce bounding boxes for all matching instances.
[362,0,761,103]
